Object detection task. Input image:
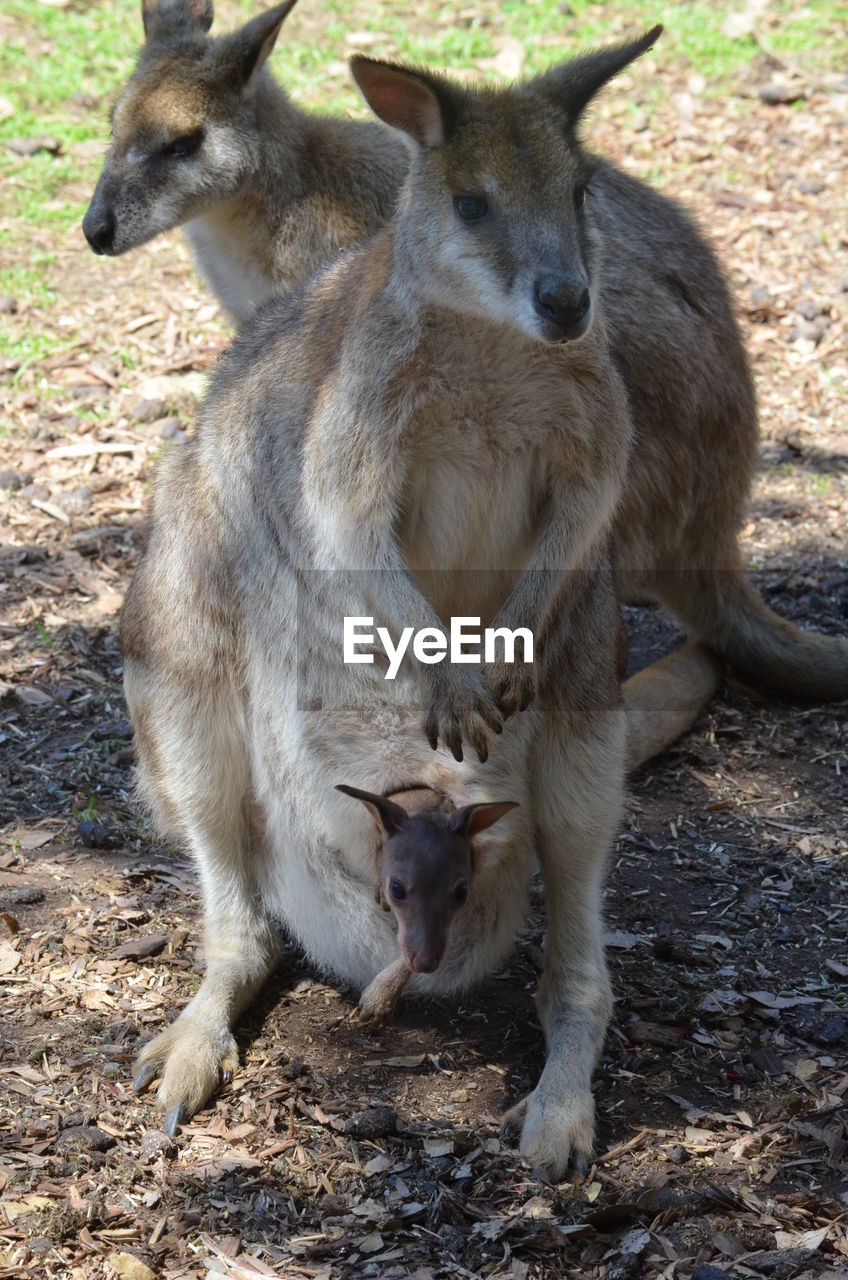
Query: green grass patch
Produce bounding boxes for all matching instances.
[0,0,845,365]
[502,0,848,84]
[0,0,139,346]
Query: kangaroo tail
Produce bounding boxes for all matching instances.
[623,641,725,772]
[649,569,848,703]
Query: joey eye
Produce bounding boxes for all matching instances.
[454,194,488,223]
[389,879,406,902]
[453,882,469,906]
[161,130,203,160]
[573,184,588,211]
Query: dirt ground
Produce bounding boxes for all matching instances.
[1,16,847,1280]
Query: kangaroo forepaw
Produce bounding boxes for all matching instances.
[421,666,503,763]
[484,656,538,718]
[132,1012,239,1129]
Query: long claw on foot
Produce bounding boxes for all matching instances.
[164,1103,186,1137]
[133,1062,159,1094]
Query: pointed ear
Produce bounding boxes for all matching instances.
[452,801,518,841]
[350,57,459,148]
[222,0,299,86]
[540,25,662,123]
[142,0,214,41]
[336,784,409,837]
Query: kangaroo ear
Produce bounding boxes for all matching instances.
[452,801,518,841]
[336,784,409,837]
[221,0,299,86]
[540,25,662,123]
[142,0,214,40]
[350,57,459,148]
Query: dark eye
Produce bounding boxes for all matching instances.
[161,130,203,160]
[454,194,488,223]
[573,184,588,211]
[453,882,469,906]
[389,879,406,902]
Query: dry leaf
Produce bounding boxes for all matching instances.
[0,940,21,975]
[422,1138,453,1157]
[379,1054,427,1069]
[774,1226,829,1251]
[356,1231,384,1254]
[108,1254,157,1280]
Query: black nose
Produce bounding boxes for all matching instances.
[533,277,591,339]
[83,210,116,255]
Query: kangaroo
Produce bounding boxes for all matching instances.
[82,0,407,318]
[337,785,517,1024]
[84,0,848,707]
[122,33,668,1178]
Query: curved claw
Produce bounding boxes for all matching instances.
[163,1102,187,1138]
[220,1068,233,1086]
[500,1097,527,1139]
[133,1061,159,1094]
[573,1152,589,1178]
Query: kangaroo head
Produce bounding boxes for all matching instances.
[336,785,517,974]
[83,0,298,256]
[352,27,661,344]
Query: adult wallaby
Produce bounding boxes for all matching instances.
[123,33,664,1178]
[337,785,517,1024]
[84,0,848,705]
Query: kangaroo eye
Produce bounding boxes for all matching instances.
[454,194,488,223]
[389,879,406,902]
[453,882,469,906]
[573,184,588,211]
[161,130,203,160]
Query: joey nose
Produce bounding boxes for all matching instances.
[83,209,116,255]
[533,277,591,341]
[407,950,439,974]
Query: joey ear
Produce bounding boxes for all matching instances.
[222,0,299,87]
[541,25,662,123]
[142,0,214,40]
[350,57,459,148]
[452,801,518,841]
[336,784,409,837]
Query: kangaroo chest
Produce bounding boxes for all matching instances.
[185,215,276,324]
[396,342,584,589]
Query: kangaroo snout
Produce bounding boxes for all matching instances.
[83,206,117,256]
[533,275,592,342]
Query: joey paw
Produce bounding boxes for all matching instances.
[358,977,401,1027]
[357,995,394,1027]
[421,666,502,762]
